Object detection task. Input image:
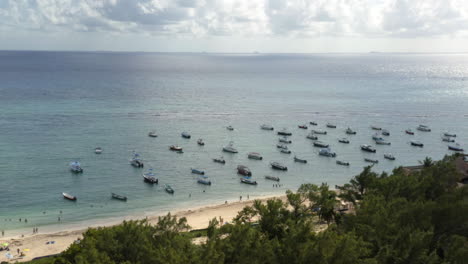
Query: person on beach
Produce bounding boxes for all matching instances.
[240,196,242,201]
[1,230,4,236]
[58,217,61,222]
[25,219,27,223]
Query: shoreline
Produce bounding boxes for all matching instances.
[0,193,287,263]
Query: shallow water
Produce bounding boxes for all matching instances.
[0,52,467,233]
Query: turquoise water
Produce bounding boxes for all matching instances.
[0,52,467,234]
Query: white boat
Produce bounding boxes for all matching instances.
[312,129,327,135]
[197,175,211,185]
[319,148,336,157]
[240,176,257,185]
[260,124,274,130]
[280,148,291,154]
[384,153,395,160]
[443,132,456,137]
[197,138,205,145]
[361,144,376,152]
[372,133,384,141]
[375,139,391,145]
[277,144,287,149]
[382,129,390,136]
[277,128,292,136]
[326,123,336,128]
[270,161,287,170]
[181,131,191,138]
[63,192,77,201]
[313,141,329,148]
[279,137,292,144]
[338,138,349,144]
[148,131,158,137]
[226,125,234,131]
[169,145,183,152]
[248,152,263,160]
[448,144,464,152]
[130,153,144,167]
[223,141,238,153]
[70,161,83,173]
[94,147,103,154]
[345,127,356,135]
[143,169,158,184]
[410,140,424,147]
[442,137,455,142]
[306,132,318,140]
[417,125,431,132]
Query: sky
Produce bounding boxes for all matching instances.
[1,0,468,53]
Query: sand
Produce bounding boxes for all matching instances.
[0,195,287,263]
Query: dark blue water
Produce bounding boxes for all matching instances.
[0,51,467,234]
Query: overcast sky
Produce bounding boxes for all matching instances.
[1,0,468,52]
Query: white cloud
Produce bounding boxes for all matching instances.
[1,0,468,38]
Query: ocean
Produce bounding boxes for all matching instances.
[0,51,467,235]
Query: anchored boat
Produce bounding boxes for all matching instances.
[306,132,318,140]
[417,125,431,132]
[165,184,174,194]
[365,158,379,164]
[95,147,103,154]
[240,176,257,185]
[191,168,205,175]
[345,127,357,135]
[338,138,349,144]
[326,123,336,128]
[143,169,158,184]
[63,192,77,201]
[298,124,308,129]
[312,129,327,135]
[294,156,307,163]
[148,131,158,137]
[448,144,464,152]
[248,152,263,160]
[279,137,292,144]
[181,131,191,138]
[265,175,280,182]
[384,153,395,160]
[313,141,329,148]
[70,161,83,173]
[197,175,211,185]
[169,145,183,152]
[410,140,424,147]
[277,128,292,136]
[197,138,205,145]
[237,165,252,176]
[319,148,336,157]
[213,157,226,164]
[111,193,127,201]
[270,161,287,170]
[336,160,350,166]
[223,141,238,153]
[361,144,376,153]
[260,124,274,130]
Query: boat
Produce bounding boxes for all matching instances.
[280,148,291,154]
[62,192,77,201]
[279,137,292,143]
[111,193,127,201]
[306,132,318,140]
[237,165,252,176]
[338,138,349,144]
[277,144,287,149]
[148,131,158,137]
[312,129,327,135]
[69,161,83,173]
[313,141,329,148]
[265,175,280,181]
[248,152,263,160]
[384,153,395,160]
[448,144,464,152]
[345,127,356,135]
[372,133,384,141]
[371,126,382,130]
[191,168,205,175]
[130,153,144,167]
[443,132,456,137]
[442,137,455,142]
[336,160,350,166]
[417,125,431,132]
[226,125,234,131]
[364,158,379,164]
[169,145,183,152]
[143,169,158,184]
[240,176,257,185]
[294,156,307,163]
[270,161,287,170]
[197,138,205,146]
[382,129,390,136]
[277,128,292,136]
[410,140,424,147]
[405,129,415,135]
[298,124,308,129]
[361,144,376,153]
[260,124,274,130]
[213,157,225,164]
[197,175,211,185]
[326,123,336,128]
[319,148,336,157]
[309,121,318,126]
[375,139,391,145]
[181,132,191,138]
[223,141,238,153]
[94,147,103,154]
[165,184,174,194]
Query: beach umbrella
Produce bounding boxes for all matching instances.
[24,249,30,252]
[1,242,8,246]
[5,252,13,259]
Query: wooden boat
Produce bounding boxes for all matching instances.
[382,129,390,136]
[384,154,395,160]
[442,137,455,142]
[143,169,158,184]
[260,124,274,130]
[197,175,211,185]
[298,124,308,129]
[265,175,280,182]
[169,145,183,152]
[248,152,263,160]
[336,160,350,166]
[338,138,349,144]
[62,192,77,201]
[364,158,379,164]
[148,131,158,137]
[313,141,329,148]
[312,129,327,135]
[280,148,291,154]
[371,126,382,130]
[405,129,415,135]
[410,141,424,147]
[279,137,292,143]
[309,121,318,126]
[277,128,292,136]
[319,148,336,157]
[237,165,252,176]
[417,125,431,132]
[448,144,464,152]
[213,157,226,164]
[165,184,174,194]
[197,138,205,146]
[326,123,336,128]
[361,144,376,153]
[111,193,127,201]
[191,168,205,175]
[345,127,356,135]
[226,125,234,131]
[181,132,191,138]
[294,156,307,163]
[240,177,257,185]
[277,144,287,149]
[443,132,456,137]
[306,133,318,140]
[270,162,287,170]
[375,139,391,145]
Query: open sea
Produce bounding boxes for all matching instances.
[0,51,467,235]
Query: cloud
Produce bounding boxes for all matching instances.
[1,0,468,38]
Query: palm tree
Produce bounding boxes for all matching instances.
[419,157,434,167]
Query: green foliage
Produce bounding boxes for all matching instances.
[31,155,467,264]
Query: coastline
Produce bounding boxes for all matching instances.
[0,193,287,263]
